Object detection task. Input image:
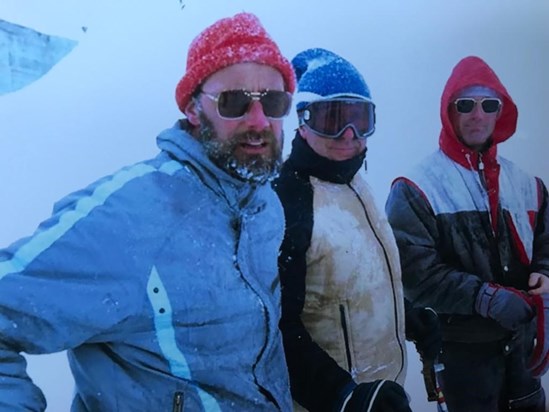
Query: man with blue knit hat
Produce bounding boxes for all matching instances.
[386,55,549,411]
[274,48,437,412]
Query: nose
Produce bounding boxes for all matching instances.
[339,125,358,140]
[244,100,270,130]
[470,102,485,119]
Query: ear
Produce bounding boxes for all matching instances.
[184,98,201,126]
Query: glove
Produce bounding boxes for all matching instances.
[528,293,549,378]
[475,282,534,331]
[405,305,442,362]
[344,380,411,412]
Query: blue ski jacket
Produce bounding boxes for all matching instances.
[0,120,292,411]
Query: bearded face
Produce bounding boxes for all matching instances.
[196,113,283,184]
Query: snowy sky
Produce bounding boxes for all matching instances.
[1,1,548,410]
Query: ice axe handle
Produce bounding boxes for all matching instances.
[421,358,438,401]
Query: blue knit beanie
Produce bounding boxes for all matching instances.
[292,48,372,111]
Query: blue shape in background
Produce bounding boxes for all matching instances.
[0,19,78,95]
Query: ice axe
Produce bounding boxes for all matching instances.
[421,357,448,412]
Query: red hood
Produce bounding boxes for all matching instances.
[439,56,518,169]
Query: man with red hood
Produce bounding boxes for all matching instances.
[385,55,549,411]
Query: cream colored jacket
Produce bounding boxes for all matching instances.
[276,138,408,411]
[303,174,407,385]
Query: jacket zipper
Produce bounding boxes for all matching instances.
[464,152,497,238]
[349,184,406,381]
[479,154,508,282]
[464,153,507,282]
[339,304,353,372]
[172,392,184,412]
[233,216,280,410]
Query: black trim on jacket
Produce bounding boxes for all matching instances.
[273,134,366,411]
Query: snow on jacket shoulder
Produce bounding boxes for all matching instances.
[0,121,291,411]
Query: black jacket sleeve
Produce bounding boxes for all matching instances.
[385,178,484,314]
[274,169,353,412]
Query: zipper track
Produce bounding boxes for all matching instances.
[339,304,353,372]
[348,183,406,381]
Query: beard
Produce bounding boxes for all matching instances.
[196,113,283,184]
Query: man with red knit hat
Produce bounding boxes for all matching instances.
[386,55,549,411]
[0,12,295,411]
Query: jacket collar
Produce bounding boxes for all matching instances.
[286,132,365,184]
[156,120,261,210]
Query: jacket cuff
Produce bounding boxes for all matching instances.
[333,380,357,412]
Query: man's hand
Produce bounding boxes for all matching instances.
[528,272,549,295]
[344,380,411,412]
[405,305,442,362]
[529,293,549,377]
[475,282,549,377]
[475,282,534,330]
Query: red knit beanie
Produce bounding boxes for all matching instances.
[175,12,296,112]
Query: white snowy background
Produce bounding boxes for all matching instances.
[1,0,548,410]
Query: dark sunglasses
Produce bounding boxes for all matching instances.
[454,97,502,114]
[299,99,376,139]
[200,89,292,119]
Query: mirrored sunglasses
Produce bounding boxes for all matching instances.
[299,99,376,139]
[200,89,292,119]
[454,97,502,114]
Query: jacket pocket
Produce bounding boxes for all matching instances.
[339,303,353,372]
[172,392,184,412]
[508,386,544,410]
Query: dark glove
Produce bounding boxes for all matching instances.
[344,380,411,412]
[528,293,549,378]
[475,282,534,330]
[405,305,441,362]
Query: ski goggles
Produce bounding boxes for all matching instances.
[299,99,375,139]
[200,89,292,119]
[454,97,502,114]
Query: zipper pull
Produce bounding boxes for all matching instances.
[478,154,484,171]
[173,392,184,412]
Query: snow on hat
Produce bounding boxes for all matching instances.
[457,85,500,98]
[292,48,372,111]
[175,12,295,112]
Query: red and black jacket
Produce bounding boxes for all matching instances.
[386,56,549,342]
